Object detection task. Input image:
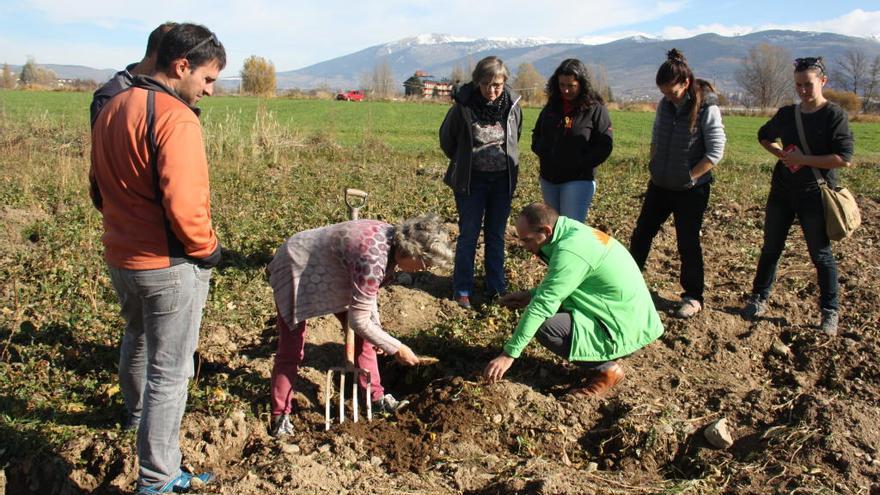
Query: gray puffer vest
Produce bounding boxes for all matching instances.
[650,92,720,191]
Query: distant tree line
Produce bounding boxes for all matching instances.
[735,43,880,113]
[1,57,58,89]
[4,45,880,114]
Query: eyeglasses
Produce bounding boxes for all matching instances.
[794,57,825,73]
[480,81,505,91]
[182,33,219,59]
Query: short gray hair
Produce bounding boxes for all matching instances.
[472,56,509,85]
[393,214,453,269]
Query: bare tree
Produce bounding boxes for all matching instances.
[369,59,395,99]
[18,56,56,87]
[862,55,880,113]
[832,49,868,96]
[240,55,277,97]
[1,63,15,89]
[450,64,468,86]
[588,63,613,103]
[512,63,545,105]
[735,43,792,109]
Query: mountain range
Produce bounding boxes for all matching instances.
[276,30,880,99]
[9,30,880,100]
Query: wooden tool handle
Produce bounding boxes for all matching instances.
[345,327,356,367]
[344,188,368,220]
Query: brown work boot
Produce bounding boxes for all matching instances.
[569,363,625,397]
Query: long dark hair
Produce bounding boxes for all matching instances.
[546,58,604,112]
[656,49,715,131]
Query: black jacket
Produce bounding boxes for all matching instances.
[439,82,522,195]
[531,100,613,184]
[758,102,853,191]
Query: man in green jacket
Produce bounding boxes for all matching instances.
[483,203,664,395]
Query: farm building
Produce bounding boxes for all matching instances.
[403,70,454,99]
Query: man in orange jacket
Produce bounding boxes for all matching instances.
[90,23,225,495]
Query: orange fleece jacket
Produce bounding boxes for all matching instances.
[90,85,219,270]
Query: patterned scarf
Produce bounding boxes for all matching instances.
[468,88,510,125]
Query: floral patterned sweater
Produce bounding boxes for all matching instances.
[267,220,402,354]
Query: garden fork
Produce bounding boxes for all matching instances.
[325,188,372,430]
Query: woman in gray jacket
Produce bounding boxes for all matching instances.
[439,56,522,309]
[629,49,726,319]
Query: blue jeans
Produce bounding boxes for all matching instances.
[751,186,838,311]
[629,181,710,303]
[540,177,596,223]
[109,263,212,490]
[453,170,512,298]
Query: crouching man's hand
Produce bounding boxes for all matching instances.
[394,344,420,366]
[483,353,515,383]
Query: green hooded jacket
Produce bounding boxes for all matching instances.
[503,216,664,361]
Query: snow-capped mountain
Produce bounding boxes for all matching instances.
[272,30,880,98]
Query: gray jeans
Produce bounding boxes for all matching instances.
[536,312,612,371]
[108,263,211,489]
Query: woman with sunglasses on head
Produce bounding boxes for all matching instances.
[629,49,726,319]
[741,57,854,336]
[531,58,613,223]
[440,56,522,309]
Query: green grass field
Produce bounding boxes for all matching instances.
[0,90,878,491]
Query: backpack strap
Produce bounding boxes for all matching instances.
[795,103,826,186]
[146,90,163,200]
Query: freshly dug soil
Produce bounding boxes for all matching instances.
[6,197,880,495]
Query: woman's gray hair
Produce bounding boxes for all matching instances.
[472,56,509,85]
[393,214,454,269]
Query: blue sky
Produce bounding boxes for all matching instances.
[0,0,877,75]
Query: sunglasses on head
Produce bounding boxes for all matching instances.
[182,33,219,59]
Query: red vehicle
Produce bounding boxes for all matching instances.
[336,90,364,101]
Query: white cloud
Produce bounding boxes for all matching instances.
[4,2,878,74]
[660,9,880,40]
[14,0,690,70]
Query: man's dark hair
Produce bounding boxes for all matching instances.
[144,22,177,58]
[519,203,559,231]
[156,23,226,71]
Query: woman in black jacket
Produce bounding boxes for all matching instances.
[741,56,854,336]
[439,56,522,309]
[532,58,613,222]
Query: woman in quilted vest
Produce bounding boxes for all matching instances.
[741,57,854,336]
[628,48,726,319]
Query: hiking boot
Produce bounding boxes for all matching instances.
[270,414,294,437]
[675,297,702,319]
[455,295,472,310]
[741,294,767,319]
[569,363,625,397]
[137,471,214,494]
[820,309,839,337]
[372,394,410,414]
